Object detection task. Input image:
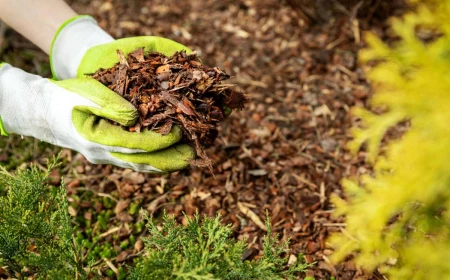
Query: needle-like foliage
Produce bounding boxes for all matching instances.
[0,157,310,279]
[330,1,450,278]
[129,212,312,280]
[0,156,84,279]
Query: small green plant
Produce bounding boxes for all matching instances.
[129,212,312,280]
[0,156,85,279]
[0,157,311,279]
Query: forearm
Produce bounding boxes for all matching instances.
[0,0,77,54]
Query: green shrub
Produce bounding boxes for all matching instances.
[0,158,311,279]
[330,0,450,278]
[0,156,85,279]
[129,212,311,280]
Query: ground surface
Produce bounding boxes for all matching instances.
[0,0,407,279]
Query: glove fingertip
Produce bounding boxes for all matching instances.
[110,107,139,127]
[110,144,195,173]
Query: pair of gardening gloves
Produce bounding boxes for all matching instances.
[0,16,195,173]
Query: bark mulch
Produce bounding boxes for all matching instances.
[3,0,408,278]
[92,49,248,171]
[65,0,407,278]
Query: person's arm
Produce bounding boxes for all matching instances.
[0,1,191,80]
[0,0,115,80]
[0,0,77,54]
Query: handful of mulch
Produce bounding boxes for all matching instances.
[92,48,248,171]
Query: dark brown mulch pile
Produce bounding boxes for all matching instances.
[1,0,407,278]
[92,49,247,170]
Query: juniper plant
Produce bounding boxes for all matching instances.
[0,157,311,279]
[0,156,85,279]
[129,212,312,280]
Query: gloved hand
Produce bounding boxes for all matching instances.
[46,15,196,172]
[0,63,194,173]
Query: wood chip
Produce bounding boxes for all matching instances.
[156,64,170,74]
[99,227,121,238]
[237,202,267,231]
[117,50,129,67]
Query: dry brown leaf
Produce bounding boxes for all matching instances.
[158,119,173,135]
[116,250,131,262]
[139,103,149,117]
[115,199,130,214]
[134,238,144,253]
[123,170,146,184]
[129,48,145,62]
[84,211,92,221]
[288,254,298,266]
[117,212,134,222]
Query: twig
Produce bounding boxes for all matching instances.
[340,227,359,242]
[326,37,345,50]
[350,1,364,45]
[367,0,383,22]
[320,182,326,205]
[96,193,119,203]
[331,0,351,15]
[103,258,119,275]
[322,222,347,227]
[125,249,145,261]
[284,0,315,25]
[234,78,268,88]
[98,226,121,238]
[292,174,318,189]
[81,226,121,263]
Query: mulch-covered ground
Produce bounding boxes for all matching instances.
[0,0,408,279]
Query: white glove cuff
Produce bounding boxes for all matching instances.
[50,15,114,80]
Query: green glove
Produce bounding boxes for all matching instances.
[0,63,194,173]
[50,15,190,79]
[78,36,191,78]
[50,15,195,172]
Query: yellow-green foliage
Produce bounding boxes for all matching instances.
[330,1,450,279]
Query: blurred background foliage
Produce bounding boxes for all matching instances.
[330,0,450,278]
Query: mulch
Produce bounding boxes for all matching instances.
[2,0,408,278]
[92,49,248,171]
